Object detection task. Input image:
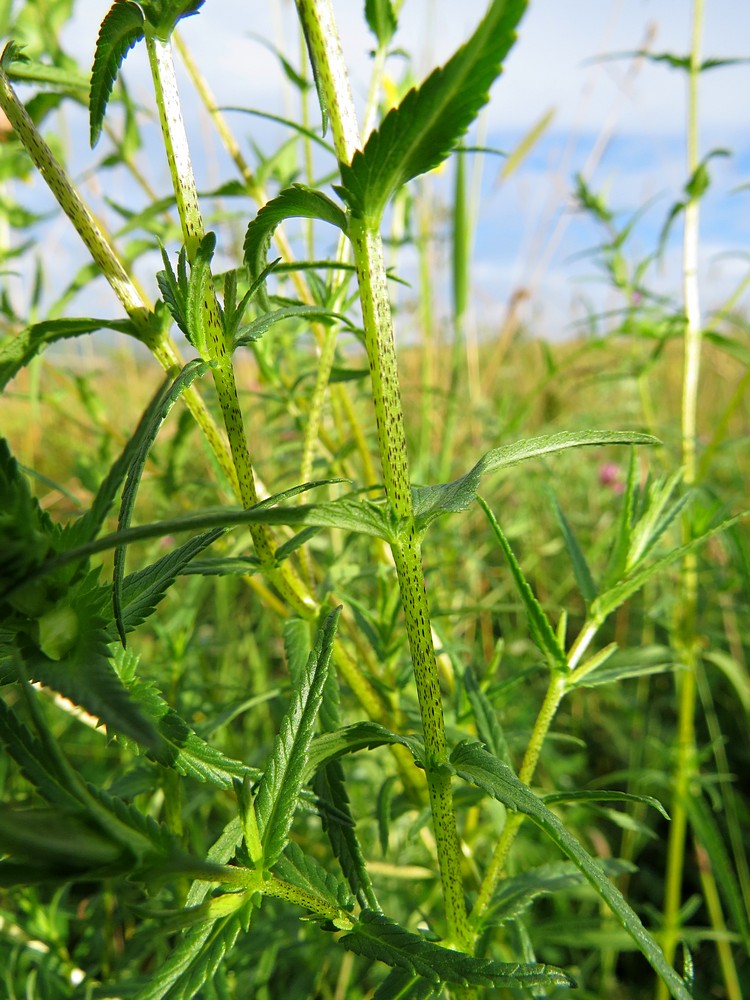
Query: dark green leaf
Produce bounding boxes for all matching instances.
[413,431,658,533]
[89,1,145,148]
[243,185,348,305]
[373,969,441,999]
[338,0,527,222]
[139,0,205,39]
[450,742,693,999]
[255,608,341,867]
[341,910,574,988]
[307,720,426,777]
[541,789,670,821]
[314,760,381,912]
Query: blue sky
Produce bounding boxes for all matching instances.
[14,1,750,340]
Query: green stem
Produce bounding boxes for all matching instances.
[470,673,567,925]
[659,1,704,992]
[295,0,470,947]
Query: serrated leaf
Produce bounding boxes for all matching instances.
[413,431,658,533]
[337,0,527,223]
[184,231,217,356]
[274,839,354,913]
[570,645,676,689]
[341,910,574,988]
[129,905,250,1000]
[234,303,355,349]
[13,577,163,753]
[89,1,145,148]
[0,805,125,875]
[479,498,567,672]
[449,742,693,1000]
[314,760,381,912]
[243,184,348,304]
[482,859,636,926]
[541,789,670,821]
[112,648,258,786]
[591,513,748,623]
[0,317,138,389]
[114,529,224,638]
[307,721,426,778]
[255,608,341,867]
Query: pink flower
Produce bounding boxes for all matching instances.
[598,463,624,493]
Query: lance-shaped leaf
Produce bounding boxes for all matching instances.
[450,741,693,1000]
[112,359,208,645]
[413,430,658,533]
[243,184,348,303]
[0,317,139,390]
[254,608,341,868]
[340,910,574,989]
[479,497,567,672]
[89,1,146,148]
[337,0,527,223]
[365,0,398,47]
[139,0,205,40]
[307,721,426,778]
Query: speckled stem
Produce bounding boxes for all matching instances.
[146,36,203,262]
[295,0,471,948]
[350,218,470,949]
[145,32,317,612]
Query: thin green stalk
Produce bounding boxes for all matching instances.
[659,2,706,992]
[470,672,567,925]
[295,0,470,948]
[146,32,315,612]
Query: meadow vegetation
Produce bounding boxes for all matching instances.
[0,2,748,998]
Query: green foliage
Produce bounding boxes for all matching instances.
[337,0,527,223]
[1,1,748,997]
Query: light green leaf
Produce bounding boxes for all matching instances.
[307,721,426,778]
[234,304,355,350]
[139,0,205,40]
[255,608,341,867]
[413,431,658,532]
[365,0,398,46]
[0,317,138,390]
[591,513,748,622]
[337,0,527,223]
[479,498,567,672]
[341,910,574,988]
[450,741,693,1000]
[89,1,145,148]
[274,840,354,914]
[548,491,598,604]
